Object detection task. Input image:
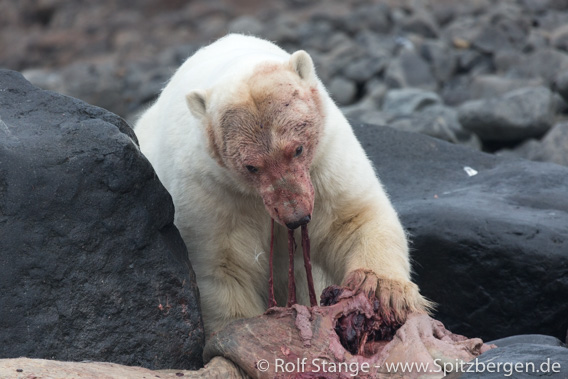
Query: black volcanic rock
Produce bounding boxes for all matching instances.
[352,122,568,343]
[0,70,204,369]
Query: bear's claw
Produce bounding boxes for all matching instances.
[343,269,434,325]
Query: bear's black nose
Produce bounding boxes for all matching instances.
[286,215,311,230]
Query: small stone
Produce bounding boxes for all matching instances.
[452,37,471,49]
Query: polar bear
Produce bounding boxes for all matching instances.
[135,34,432,336]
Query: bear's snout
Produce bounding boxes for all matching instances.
[285,214,311,230]
[259,168,314,229]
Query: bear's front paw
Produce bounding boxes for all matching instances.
[342,269,434,324]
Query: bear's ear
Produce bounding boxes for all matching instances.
[289,50,316,83]
[185,90,208,119]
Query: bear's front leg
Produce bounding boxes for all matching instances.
[322,201,434,324]
[342,269,431,324]
[199,266,267,337]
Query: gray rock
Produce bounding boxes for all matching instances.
[363,79,389,108]
[493,50,525,73]
[551,23,568,52]
[351,123,568,342]
[327,76,357,106]
[471,6,531,54]
[525,29,550,52]
[400,10,440,38]
[419,40,456,83]
[382,88,442,118]
[388,104,481,149]
[441,75,475,106]
[22,45,199,120]
[227,15,264,36]
[469,75,545,101]
[507,48,568,85]
[455,49,490,74]
[505,122,568,167]
[456,344,568,378]
[384,48,437,90]
[261,15,299,45]
[297,19,337,53]
[458,86,555,142]
[0,70,204,369]
[554,69,568,102]
[340,3,392,35]
[342,52,389,83]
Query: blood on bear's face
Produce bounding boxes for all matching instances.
[186,59,325,229]
[220,67,324,229]
[243,135,315,230]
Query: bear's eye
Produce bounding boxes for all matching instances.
[295,145,303,157]
[246,165,259,174]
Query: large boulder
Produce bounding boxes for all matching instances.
[352,122,568,342]
[0,70,204,369]
[457,86,555,142]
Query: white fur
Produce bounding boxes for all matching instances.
[135,34,428,336]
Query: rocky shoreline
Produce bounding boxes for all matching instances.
[2,0,568,167]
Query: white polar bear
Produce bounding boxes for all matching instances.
[135,34,432,336]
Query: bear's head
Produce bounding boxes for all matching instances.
[186,51,324,229]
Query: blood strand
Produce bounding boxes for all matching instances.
[301,224,317,307]
[286,228,297,306]
[268,218,277,308]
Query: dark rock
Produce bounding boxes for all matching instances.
[340,80,388,124]
[502,122,568,167]
[551,24,568,52]
[488,334,565,348]
[400,10,440,39]
[297,19,338,53]
[351,122,568,342]
[340,3,392,35]
[525,29,550,53]
[384,48,437,90]
[388,105,481,149]
[469,75,544,101]
[442,16,480,47]
[342,52,389,83]
[227,15,263,36]
[455,344,568,378]
[458,86,555,142]
[471,5,531,54]
[22,44,198,120]
[441,75,474,106]
[507,48,568,85]
[493,50,525,73]
[327,76,357,106]
[554,68,568,102]
[382,88,442,117]
[0,70,204,369]
[419,39,456,83]
[261,15,299,46]
[455,49,489,74]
